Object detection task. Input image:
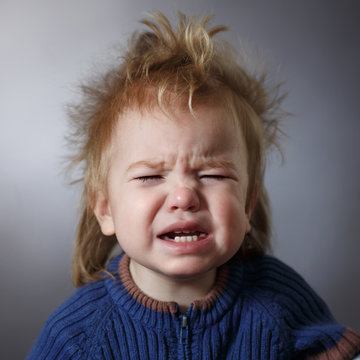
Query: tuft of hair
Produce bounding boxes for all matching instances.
[66,11,286,287]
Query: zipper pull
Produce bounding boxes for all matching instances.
[180,316,188,345]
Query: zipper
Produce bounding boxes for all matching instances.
[179,315,189,345]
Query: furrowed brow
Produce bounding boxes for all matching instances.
[127,160,167,172]
[197,159,237,171]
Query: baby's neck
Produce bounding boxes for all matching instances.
[129,259,217,313]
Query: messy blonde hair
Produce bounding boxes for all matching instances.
[68,12,285,287]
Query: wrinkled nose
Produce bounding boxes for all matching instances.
[166,186,200,212]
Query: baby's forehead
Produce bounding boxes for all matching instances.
[109,102,248,172]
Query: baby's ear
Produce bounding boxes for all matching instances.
[93,191,115,236]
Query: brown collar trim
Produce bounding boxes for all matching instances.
[118,254,229,315]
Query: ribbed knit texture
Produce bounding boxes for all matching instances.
[27,254,360,359]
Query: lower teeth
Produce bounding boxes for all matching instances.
[160,232,207,242]
[174,235,199,243]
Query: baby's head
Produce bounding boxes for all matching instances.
[68,12,284,286]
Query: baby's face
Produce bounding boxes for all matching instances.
[95,103,252,280]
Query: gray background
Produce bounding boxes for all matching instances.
[1,0,359,358]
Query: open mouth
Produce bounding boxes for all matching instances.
[159,230,208,243]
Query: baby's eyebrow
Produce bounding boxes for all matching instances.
[195,159,237,171]
[127,160,167,172]
[126,158,237,172]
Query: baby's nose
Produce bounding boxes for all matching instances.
[166,186,200,212]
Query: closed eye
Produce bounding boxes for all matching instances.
[200,174,229,180]
[135,175,164,184]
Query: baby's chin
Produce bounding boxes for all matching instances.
[153,258,221,281]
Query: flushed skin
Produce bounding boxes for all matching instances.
[94,104,254,303]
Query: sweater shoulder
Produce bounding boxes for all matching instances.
[239,255,335,325]
[27,278,114,360]
[238,255,360,358]
[47,278,113,332]
[241,255,328,309]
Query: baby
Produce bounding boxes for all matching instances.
[27,12,360,359]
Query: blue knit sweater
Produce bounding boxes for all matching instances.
[27,254,360,359]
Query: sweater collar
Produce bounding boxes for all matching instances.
[105,253,244,328]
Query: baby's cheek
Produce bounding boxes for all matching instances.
[212,193,246,226]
